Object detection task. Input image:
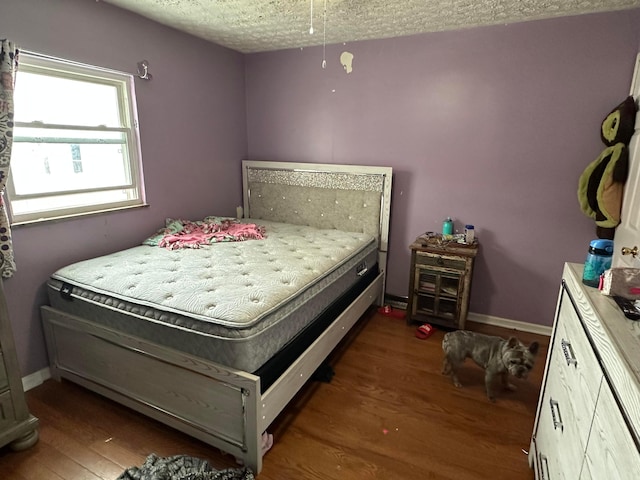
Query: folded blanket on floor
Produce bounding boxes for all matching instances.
[116,454,255,480]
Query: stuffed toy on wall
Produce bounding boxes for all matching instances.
[578,143,628,227]
[601,95,637,146]
[578,95,638,238]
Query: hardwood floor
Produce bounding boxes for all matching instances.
[0,309,548,479]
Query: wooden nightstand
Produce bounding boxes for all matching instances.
[407,233,478,329]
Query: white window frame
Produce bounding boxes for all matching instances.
[6,53,146,224]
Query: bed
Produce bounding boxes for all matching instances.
[40,160,393,473]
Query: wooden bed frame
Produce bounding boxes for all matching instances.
[41,160,393,473]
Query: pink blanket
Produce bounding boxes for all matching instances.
[143,217,265,250]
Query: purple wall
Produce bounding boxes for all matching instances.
[2,1,640,379]
[246,10,640,328]
[1,0,247,375]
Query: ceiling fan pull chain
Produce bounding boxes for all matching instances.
[322,0,327,68]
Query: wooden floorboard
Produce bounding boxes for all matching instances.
[0,309,548,479]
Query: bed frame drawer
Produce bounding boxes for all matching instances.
[42,307,260,458]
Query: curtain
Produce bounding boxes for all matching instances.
[0,39,18,278]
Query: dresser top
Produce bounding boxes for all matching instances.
[565,262,640,399]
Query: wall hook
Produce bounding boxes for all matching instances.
[136,60,152,80]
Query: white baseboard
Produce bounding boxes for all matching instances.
[467,312,552,337]
[22,367,51,392]
[383,294,552,337]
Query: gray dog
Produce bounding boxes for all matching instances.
[442,330,540,401]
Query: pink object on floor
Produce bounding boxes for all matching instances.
[236,431,274,465]
[261,432,274,455]
[377,305,406,319]
[415,323,435,339]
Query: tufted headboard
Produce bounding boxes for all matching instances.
[242,160,393,273]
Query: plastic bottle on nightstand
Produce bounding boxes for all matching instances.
[464,225,475,244]
[442,217,454,236]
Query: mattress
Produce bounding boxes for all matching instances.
[47,219,378,374]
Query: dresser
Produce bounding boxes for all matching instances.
[529,263,640,479]
[407,234,478,329]
[0,277,39,451]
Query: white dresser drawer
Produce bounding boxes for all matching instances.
[581,380,640,480]
[579,463,593,480]
[534,346,591,480]
[554,293,602,446]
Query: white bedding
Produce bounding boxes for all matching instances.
[52,219,374,329]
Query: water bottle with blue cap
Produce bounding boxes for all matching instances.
[582,239,614,287]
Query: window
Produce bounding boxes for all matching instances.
[7,53,145,224]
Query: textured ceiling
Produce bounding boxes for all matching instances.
[101,0,640,53]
